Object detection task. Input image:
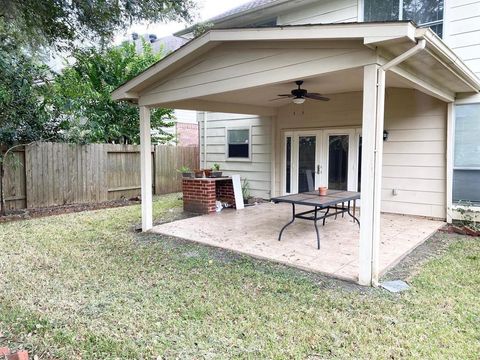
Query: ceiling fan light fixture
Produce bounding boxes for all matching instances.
[292,97,305,104]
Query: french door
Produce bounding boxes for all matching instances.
[283,129,359,195]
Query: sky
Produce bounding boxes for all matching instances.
[115,0,252,43]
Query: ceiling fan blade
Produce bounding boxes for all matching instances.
[276,94,293,97]
[269,97,291,102]
[305,93,330,101]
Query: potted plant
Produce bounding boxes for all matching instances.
[212,163,222,178]
[177,166,194,178]
[204,168,212,178]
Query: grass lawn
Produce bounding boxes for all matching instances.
[0,194,479,359]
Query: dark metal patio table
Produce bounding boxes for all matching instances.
[271,190,360,250]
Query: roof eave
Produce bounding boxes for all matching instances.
[415,28,480,92]
[174,0,291,37]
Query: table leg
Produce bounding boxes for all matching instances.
[347,200,360,226]
[314,206,320,249]
[323,207,330,226]
[278,203,296,241]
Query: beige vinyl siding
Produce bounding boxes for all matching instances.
[200,112,272,199]
[274,88,447,218]
[277,0,358,25]
[444,0,480,76]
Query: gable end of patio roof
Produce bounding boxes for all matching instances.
[111,22,419,102]
[111,22,480,105]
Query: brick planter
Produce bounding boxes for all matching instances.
[182,177,235,214]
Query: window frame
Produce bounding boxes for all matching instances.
[452,102,480,205]
[225,126,252,162]
[360,0,445,37]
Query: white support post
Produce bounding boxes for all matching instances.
[446,103,454,223]
[270,116,276,198]
[140,106,153,231]
[359,64,384,286]
[203,111,208,169]
[371,68,386,285]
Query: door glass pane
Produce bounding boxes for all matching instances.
[298,136,316,193]
[286,136,291,193]
[328,135,349,190]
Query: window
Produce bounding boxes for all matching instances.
[364,0,444,37]
[227,128,250,159]
[453,104,480,204]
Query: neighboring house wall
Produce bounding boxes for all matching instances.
[176,123,199,146]
[277,0,358,25]
[274,88,447,218]
[162,109,199,146]
[200,112,272,199]
[444,0,480,77]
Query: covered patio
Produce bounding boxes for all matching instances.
[152,204,443,282]
[112,22,480,285]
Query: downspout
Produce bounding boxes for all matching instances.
[371,39,426,286]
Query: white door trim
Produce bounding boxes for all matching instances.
[281,127,361,195]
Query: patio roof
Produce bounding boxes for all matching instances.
[112,22,480,107]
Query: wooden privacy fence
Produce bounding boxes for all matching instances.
[3,142,199,210]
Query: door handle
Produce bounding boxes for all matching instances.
[316,165,320,174]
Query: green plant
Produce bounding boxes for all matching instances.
[0,0,195,51]
[212,163,220,171]
[177,166,191,174]
[47,41,176,145]
[241,178,251,202]
[456,200,480,231]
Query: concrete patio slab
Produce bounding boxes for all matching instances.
[151,202,444,282]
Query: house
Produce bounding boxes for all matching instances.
[112,0,480,285]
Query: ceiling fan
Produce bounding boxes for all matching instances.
[271,80,329,104]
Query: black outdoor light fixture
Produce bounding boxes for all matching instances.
[383,130,389,141]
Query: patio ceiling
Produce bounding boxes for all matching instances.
[169,68,432,112]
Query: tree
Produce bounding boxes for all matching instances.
[48,41,175,145]
[0,39,64,215]
[0,0,196,50]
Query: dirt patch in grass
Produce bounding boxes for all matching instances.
[0,198,143,223]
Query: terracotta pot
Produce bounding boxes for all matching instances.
[194,169,204,178]
[318,186,328,196]
[204,169,212,178]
